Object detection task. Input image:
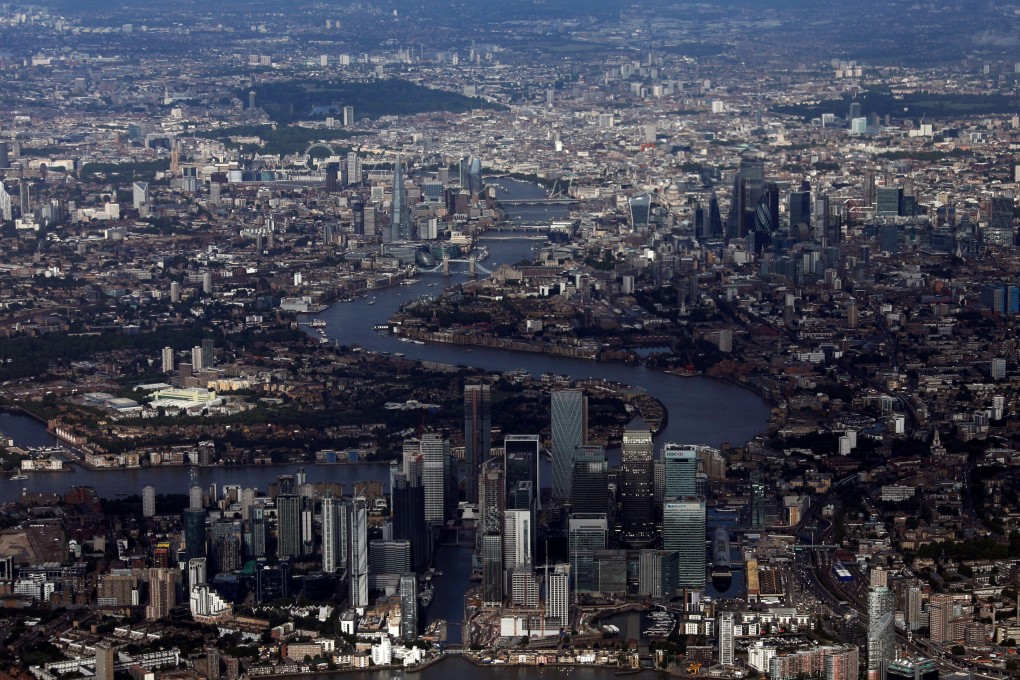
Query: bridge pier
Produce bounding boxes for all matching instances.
[442,256,450,276]
[469,255,476,276]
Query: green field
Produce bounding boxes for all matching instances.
[194,124,359,157]
[775,89,1020,121]
[245,78,505,124]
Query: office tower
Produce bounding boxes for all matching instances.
[132,181,149,210]
[390,156,411,241]
[879,223,899,254]
[707,191,724,238]
[717,610,735,665]
[343,105,355,127]
[551,389,587,502]
[161,347,174,373]
[547,565,570,629]
[663,497,706,589]
[0,141,8,169]
[503,508,533,571]
[504,435,540,511]
[620,417,655,547]
[570,445,608,514]
[989,195,1014,230]
[750,471,766,530]
[421,433,449,523]
[369,540,411,575]
[464,156,483,195]
[663,443,698,498]
[693,202,709,239]
[142,485,156,518]
[276,495,302,559]
[363,205,376,237]
[201,338,214,369]
[350,197,365,235]
[594,550,628,595]
[727,156,765,240]
[508,481,534,512]
[0,182,11,222]
[654,460,665,508]
[751,182,779,252]
[629,194,651,229]
[789,182,811,240]
[191,345,204,372]
[637,550,679,599]
[189,485,203,509]
[463,384,491,504]
[569,513,607,593]
[255,559,290,603]
[876,187,903,216]
[322,494,344,573]
[346,498,369,610]
[94,642,115,680]
[867,585,896,677]
[19,182,30,217]
[146,567,176,620]
[183,507,207,563]
[325,161,340,194]
[481,532,504,606]
[391,473,427,571]
[399,573,418,639]
[863,171,877,207]
[345,152,362,186]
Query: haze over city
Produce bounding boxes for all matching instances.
[1,2,1020,680]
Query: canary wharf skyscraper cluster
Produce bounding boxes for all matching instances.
[462,383,716,627]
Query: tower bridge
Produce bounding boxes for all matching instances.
[418,255,492,276]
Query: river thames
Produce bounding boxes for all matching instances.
[0,181,767,673]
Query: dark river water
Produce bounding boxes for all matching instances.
[0,180,769,665]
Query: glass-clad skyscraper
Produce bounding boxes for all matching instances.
[663,443,698,498]
[620,417,655,547]
[390,156,411,241]
[570,444,608,514]
[551,389,587,502]
[464,384,491,504]
[663,497,706,589]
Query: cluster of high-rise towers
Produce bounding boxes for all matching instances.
[445,384,725,627]
[688,155,823,254]
[170,471,415,635]
[168,383,725,634]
